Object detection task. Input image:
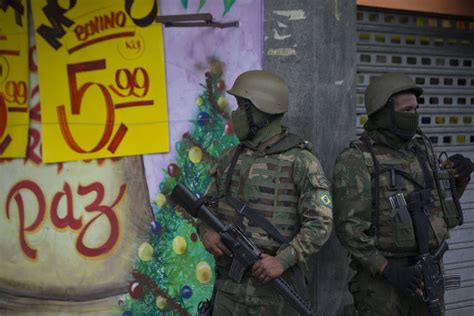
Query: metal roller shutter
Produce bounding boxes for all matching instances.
[356,7,474,315]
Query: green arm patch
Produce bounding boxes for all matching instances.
[318,191,333,208]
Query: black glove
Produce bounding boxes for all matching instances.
[448,154,473,178]
[382,263,422,295]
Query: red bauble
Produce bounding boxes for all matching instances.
[216,80,225,91]
[128,281,144,299]
[224,121,234,134]
[191,232,198,242]
[168,163,180,177]
[183,132,191,139]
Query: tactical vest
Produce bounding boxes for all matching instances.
[351,133,460,256]
[215,135,310,253]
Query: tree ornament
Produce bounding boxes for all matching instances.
[217,96,228,109]
[188,147,202,164]
[224,121,234,134]
[182,131,191,139]
[191,232,198,242]
[155,193,166,207]
[172,236,187,255]
[216,80,225,91]
[196,96,204,107]
[151,221,162,234]
[175,141,185,153]
[210,61,222,76]
[197,112,210,126]
[168,163,180,177]
[196,261,212,284]
[123,312,132,316]
[138,242,153,261]
[155,296,167,310]
[181,285,193,299]
[159,182,169,194]
[128,281,144,300]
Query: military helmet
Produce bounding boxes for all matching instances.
[364,72,423,116]
[227,70,288,114]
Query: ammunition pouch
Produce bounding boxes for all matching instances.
[438,169,464,228]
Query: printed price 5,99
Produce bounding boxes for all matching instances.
[57,59,154,154]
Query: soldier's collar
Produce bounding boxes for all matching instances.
[243,129,311,156]
[367,129,415,152]
[243,129,289,154]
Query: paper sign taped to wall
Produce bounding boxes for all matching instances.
[0,0,29,158]
[32,0,169,163]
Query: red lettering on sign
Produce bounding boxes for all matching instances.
[24,128,42,165]
[4,80,27,105]
[57,59,116,153]
[73,11,127,42]
[0,94,7,139]
[29,45,37,73]
[51,183,82,230]
[76,182,125,257]
[6,180,46,259]
[5,180,126,259]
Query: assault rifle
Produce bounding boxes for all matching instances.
[170,182,313,316]
[401,191,461,316]
[413,240,460,316]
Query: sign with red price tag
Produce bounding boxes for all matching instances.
[32,0,169,163]
[0,0,29,158]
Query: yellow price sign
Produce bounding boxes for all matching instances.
[32,0,169,163]
[0,0,29,158]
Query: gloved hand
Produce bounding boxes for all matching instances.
[382,263,422,295]
[448,154,473,179]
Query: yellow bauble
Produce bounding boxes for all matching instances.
[138,242,153,261]
[188,147,202,164]
[210,61,222,75]
[217,96,228,109]
[196,261,212,284]
[196,96,204,107]
[156,295,167,310]
[172,236,187,255]
[155,193,166,207]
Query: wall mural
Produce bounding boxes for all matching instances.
[0,0,262,315]
[180,0,237,15]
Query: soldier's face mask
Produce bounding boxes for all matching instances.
[372,97,419,141]
[231,98,268,141]
[393,111,419,140]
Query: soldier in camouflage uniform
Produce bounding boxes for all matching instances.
[333,72,471,315]
[199,70,333,315]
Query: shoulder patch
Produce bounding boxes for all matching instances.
[317,175,330,188]
[318,191,333,208]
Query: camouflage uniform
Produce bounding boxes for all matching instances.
[333,73,469,316]
[202,130,333,315]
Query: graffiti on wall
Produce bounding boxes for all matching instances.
[0,0,262,314]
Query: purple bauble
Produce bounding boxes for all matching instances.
[197,112,210,126]
[151,221,162,234]
[181,285,193,299]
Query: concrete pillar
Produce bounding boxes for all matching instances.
[263,1,356,314]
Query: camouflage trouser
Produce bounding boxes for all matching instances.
[212,287,296,316]
[348,268,445,316]
[211,265,301,316]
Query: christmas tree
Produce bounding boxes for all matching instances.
[121,59,238,315]
[180,0,236,15]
